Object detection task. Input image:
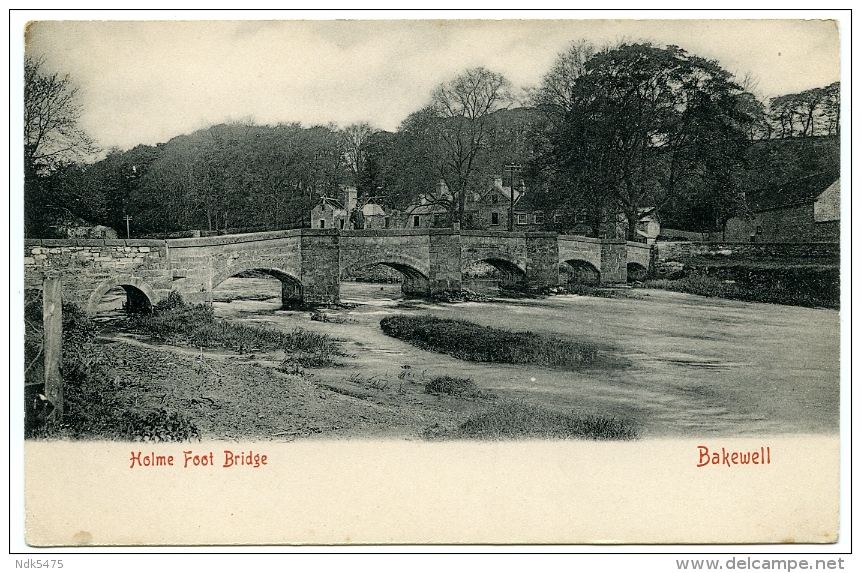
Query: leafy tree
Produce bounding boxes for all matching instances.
[532,42,752,238]
[24,56,96,172]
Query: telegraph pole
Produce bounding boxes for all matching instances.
[123,215,132,238]
[504,164,521,232]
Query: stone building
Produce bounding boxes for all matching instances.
[462,176,546,231]
[357,199,390,229]
[310,197,349,230]
[616,208,661,244]
[724,176,839,243]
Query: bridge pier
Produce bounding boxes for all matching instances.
[281,280,304,310]
[526,233,560,290]
[599,240,628,284]
[428,231,462,294]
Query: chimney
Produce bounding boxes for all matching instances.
[437,179,449,197]
[343,186,357,212]
[494,177,503,189]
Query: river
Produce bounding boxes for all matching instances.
[203,278,839,438]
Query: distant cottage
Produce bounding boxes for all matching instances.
[724,176,839,243]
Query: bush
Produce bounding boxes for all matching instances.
[380,315,597,368]
[425,375,484,398]
[436,401,638,441]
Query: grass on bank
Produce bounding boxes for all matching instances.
[380,315,597,368]
[426,401,638,441]
[24,294,199,441]
[127,291,342,367]
[643,264,839,309]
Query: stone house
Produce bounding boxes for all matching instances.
[462,176,521,230]
[616,208,661,244]
[399,201,452,229]
[356,199,390,229]
[310,197,349,230]
[724,176,839,243]
[394,180,454,229]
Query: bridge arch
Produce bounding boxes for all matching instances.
[86,276,159,316]
[627,262,648,282]
[341,254,431,297]
[560,259,601,285]
[462,255,527,289]
[212,266,304,310]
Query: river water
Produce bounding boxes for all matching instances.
[205,278,839,437]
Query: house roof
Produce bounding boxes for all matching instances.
[751,173,839,212]
[406,203,449,216]
[361,201,386,216]
[317,197,345,211]
[512,193,540,212]
[487,179,523,203]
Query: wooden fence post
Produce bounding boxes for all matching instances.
[42,276,63,420]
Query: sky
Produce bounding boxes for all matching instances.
[23,16,842,152]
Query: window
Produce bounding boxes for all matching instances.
[384,217,390,229]
[413,215,420,227]
[466,213,474,227]
[433,214,441,227]
[491,212,499,225]
[491,194,499,204]
[517,213,528,225]
[535,212,544,224]
[339,219,345,230]
[554,213,562,223]
[320,220,325,229]
[756,225,762,234]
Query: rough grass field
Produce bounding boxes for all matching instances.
[379,315,598,368]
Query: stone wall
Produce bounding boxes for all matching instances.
[654,241,840,265]
[24,238,170,312]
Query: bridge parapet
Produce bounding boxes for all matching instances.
[24,238,171,311]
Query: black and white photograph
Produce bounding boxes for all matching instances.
[15,13,847,548]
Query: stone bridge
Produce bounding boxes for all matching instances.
[24,229,652,313]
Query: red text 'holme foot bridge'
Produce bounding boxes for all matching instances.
[24,229,652,313]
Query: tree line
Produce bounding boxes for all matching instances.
[24,43,840,239]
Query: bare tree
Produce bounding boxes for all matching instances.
[340,122,377,189]
[24,56,96,173]
[430,67,513,225]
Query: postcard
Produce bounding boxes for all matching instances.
[17,15,844,546]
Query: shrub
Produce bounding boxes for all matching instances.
[425,376,482,398]
[380,315,597,368]
[643,264,839,309]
